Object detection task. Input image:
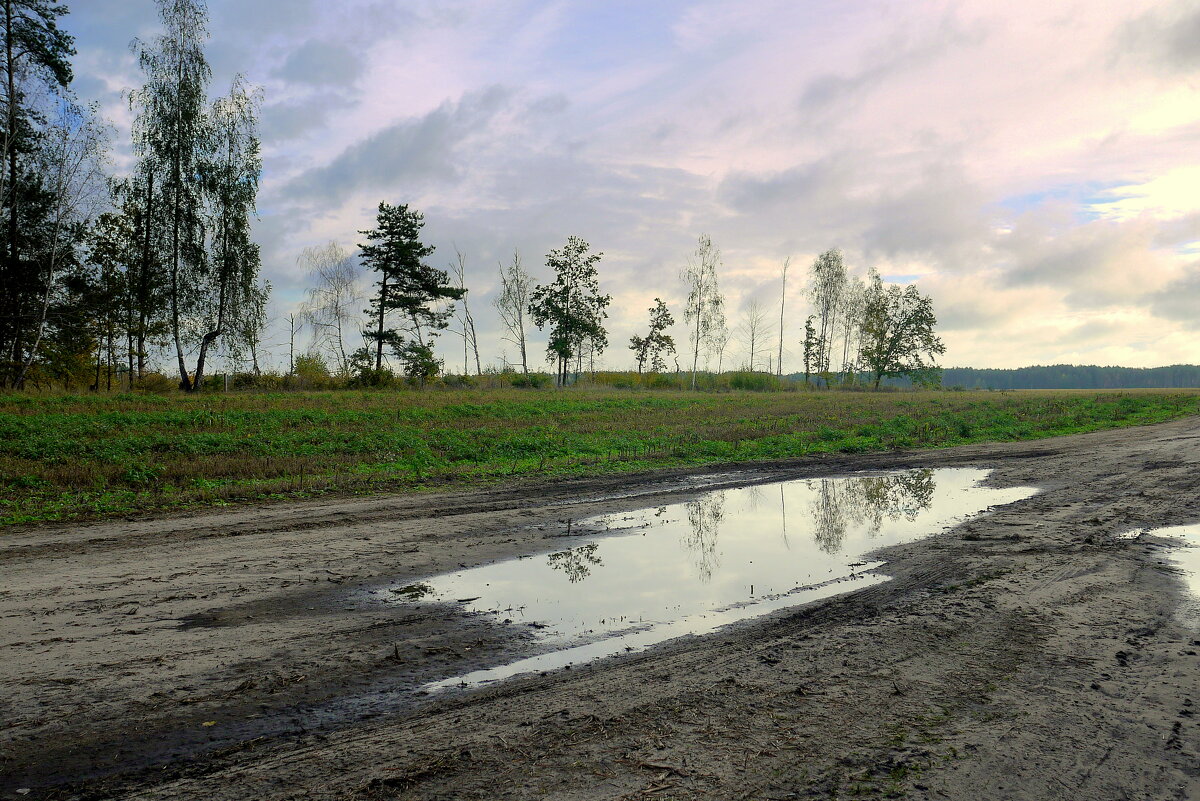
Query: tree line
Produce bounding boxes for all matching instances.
[307,201,945,390]
[934,364,1200,390]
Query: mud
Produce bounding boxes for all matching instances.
[3,417,1200,800]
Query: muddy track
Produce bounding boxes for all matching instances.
[3,419,1200,800]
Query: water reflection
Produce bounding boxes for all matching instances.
[810,470,935,553]
[547,543,602,583]
[684,493,725,582]
[385,468,1037,691]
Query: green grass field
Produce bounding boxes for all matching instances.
[2,387,1197,527]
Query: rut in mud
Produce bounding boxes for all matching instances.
[3,417,1200,800]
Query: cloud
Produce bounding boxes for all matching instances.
[276,40,364,87]
[1117,1,1200,74]
[1150,263,1200,329]
[58,0,1200,370]
[280,85,514,206]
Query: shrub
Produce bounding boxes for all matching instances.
[134,372,176,394]
[292,353,332,389]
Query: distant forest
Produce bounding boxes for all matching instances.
[934,365,1200,390]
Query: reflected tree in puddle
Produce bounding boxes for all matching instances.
[547,543,603,583]
[684,492,725,582]
[808,470,936,553]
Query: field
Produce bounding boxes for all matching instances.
[2,387,1198,526]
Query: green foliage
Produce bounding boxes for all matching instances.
[630,297,676,373]
[292,353,331,389]
[529,236,611,386]
[359,201,463,374]
[861,270,946,388]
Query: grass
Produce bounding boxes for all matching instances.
[1,387,1197,527]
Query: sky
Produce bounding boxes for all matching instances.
[63,0,1200,372]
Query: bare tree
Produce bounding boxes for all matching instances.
[736,299,773,372]
[15,100,111,386]
[681,233,724,389]
[449,247,480,375]
[777,256,789,376]
[299,241,361,377]
[493,248,531,376]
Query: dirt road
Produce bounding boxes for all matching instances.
[4,417,1200,800]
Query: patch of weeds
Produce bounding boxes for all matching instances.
[120,464,164,487]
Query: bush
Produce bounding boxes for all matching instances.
[511,373,550,389]
[292,353,333,389]
[134,372,176,394]
[440,373,477,389]
[728,371,783,392]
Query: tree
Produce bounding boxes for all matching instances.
[736,298,773,372]
[776,256,789,375]
[449,247,480,376]
[802,315,819,387]
[630,297,675,373]
[0,0,76,387]
[299,241,361,377]
[681,233,725,389]
[190,75,263,391]
[528,235,610,387]
[493,248,531,376]
[131,0,212,390]
[14,99,111,387]
[860,270,945,388]
[807,248,846,386]
[109,172,167,380]
[835,275,865,385]
[358,201,463,374]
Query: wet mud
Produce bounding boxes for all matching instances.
[3,417,1200,799]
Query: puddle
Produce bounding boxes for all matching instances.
[1150,525,1200,625]
[384,468,1036,692]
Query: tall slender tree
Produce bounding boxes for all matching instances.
[299,241,361,377]
[131,0,212,390]
[0,0,75,387]
[450,247,480,376]
[191,75,261,390]
[494,248,532,376]
[681,233,725,389]
[777,256,789,376]
[807,248,846,386]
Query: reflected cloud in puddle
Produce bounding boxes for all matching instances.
[389,468,1035,692]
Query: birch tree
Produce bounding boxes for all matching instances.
[450,247,480,376]
[736,299,773,372]
[131,0,211,390]
[191,75,262,390]
[493,248,531,376]
[299,241,361,377]
[681,233,724,389]
[807,248,846,385]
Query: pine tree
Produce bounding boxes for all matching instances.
[358,201,463,381]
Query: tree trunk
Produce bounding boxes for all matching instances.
[374,275,387,372]
[137,170,154,379]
